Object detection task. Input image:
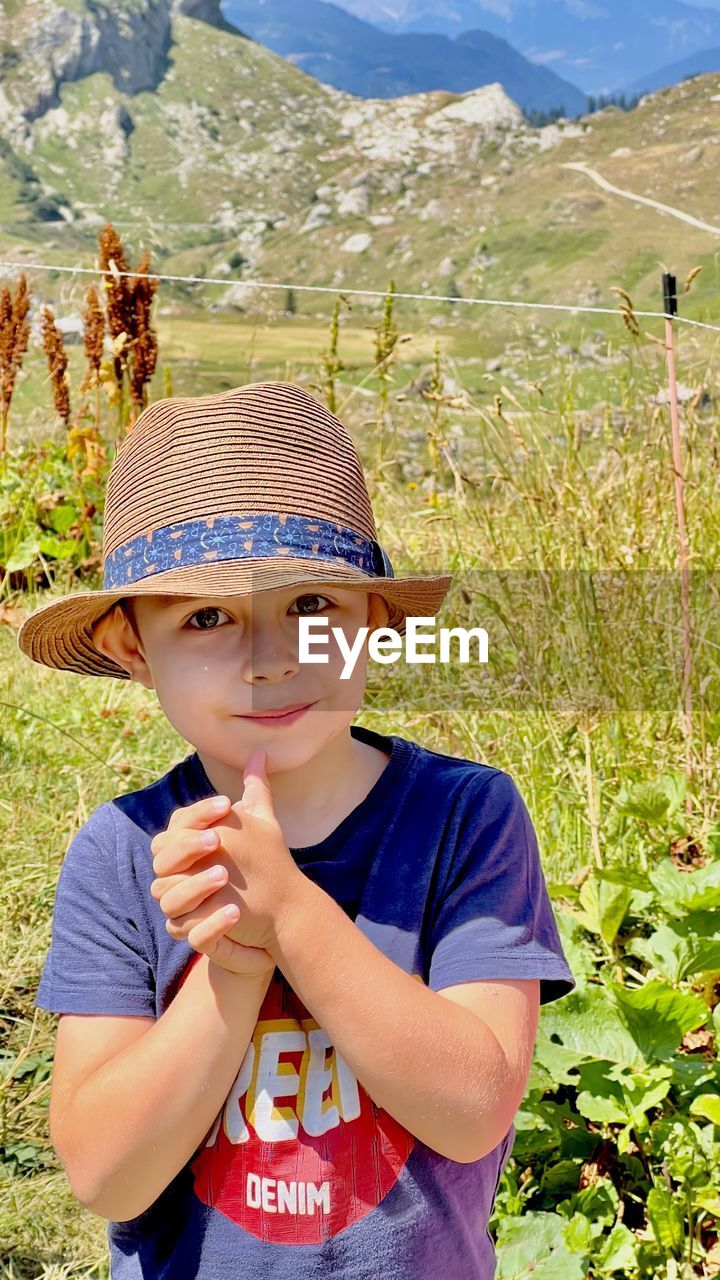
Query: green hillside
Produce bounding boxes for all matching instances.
[0,0,718,380]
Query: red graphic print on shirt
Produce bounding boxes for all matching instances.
[178,955,416,1244]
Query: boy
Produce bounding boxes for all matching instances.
[18,380,575,1278]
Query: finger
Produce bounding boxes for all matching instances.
[191,931,269,976]
[202,932,244,965]
[158,865,229,917]
[169,794,232,830]
[151,795,231,856]
[234,749,275,822]
[152,826,225,876]
[150,849,222,898]
[184,901,242,950]
[150,871,187,900]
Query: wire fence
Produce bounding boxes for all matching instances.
[2,258,720,334]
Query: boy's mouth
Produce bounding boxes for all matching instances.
[236,701,317,725]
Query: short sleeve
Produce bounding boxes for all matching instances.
[36,804,156,1017]
[427,771,576,1005]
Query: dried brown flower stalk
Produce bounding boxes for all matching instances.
[81,282,105,432]
[98,224,134,392]
[128,248,159,416]
[97,225,159,429]
[41,305,71,425]
[81,283,105,390]
[0,272,31,456]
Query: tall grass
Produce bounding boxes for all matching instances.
[1,292,719,1274]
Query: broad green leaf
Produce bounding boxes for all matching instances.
[575,876,632,947]
[540,1159,583,1195]
[574,1062,671,1127]
[628,924,720,983]
[554,910,595,988]
[594,867,652,891]
[541,980,708,1070]
[651,1115,714,1186]
[539,985,648,1069]
[646,1185,684,1257]
[45,502,79,534]
[534,1024,594,1081]
[36,533,81,560]
[3,1140,42,1167]
[513,1099,598,1163]
[557,1179,618,1227]
[547,882,581,903]
[688,1093,720,1124]
[706,823,720,859]
[656,771,687,815]
[561,1211,598,1253]
[496,1212,589,1279]
[695,1187,720,1214]
[4,538,40,572]
[620,1065,673,1120]
[648,859,720,918]
[525,1056,557,1094]
[608,980,708,1061]
[669,1055,718,1095]
[593,1222,638,1272]
[616,778,679,823]
[575,1090,628,1124]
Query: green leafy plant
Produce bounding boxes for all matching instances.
[491,846,720,1276]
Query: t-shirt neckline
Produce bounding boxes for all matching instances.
[185,723,416,858]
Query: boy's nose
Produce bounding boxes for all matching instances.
[242,631,300,684]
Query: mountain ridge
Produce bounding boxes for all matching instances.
[623,46,720,95]
[323,0,720,95]
[222,0,587,115]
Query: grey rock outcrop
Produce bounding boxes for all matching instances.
[0,0,245,149]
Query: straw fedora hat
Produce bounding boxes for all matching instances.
[16,381,454,680]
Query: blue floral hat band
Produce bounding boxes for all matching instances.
[103,512,395,589]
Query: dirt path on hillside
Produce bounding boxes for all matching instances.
[560,160,720,237]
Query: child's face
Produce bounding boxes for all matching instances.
[92,584,390,774]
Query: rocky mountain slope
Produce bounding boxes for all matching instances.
[0,0,718,333]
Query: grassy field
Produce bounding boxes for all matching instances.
[1,310,720,1275]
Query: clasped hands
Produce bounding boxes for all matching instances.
[149,749,305,977]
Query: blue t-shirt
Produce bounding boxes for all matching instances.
[36,722,575,1279]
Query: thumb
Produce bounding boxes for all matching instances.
[234,749,276,821]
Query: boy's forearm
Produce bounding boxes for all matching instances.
[58,956,272,1221]
[270,879,515,1163]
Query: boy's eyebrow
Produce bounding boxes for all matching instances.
[151,595,215,612]
[153,595,249,610]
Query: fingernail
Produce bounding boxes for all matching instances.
[208,865,226,883]
[201,830,218,846]
[210,796,229,810]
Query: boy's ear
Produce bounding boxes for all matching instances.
[367,593,391,631]
[92,602,155,689]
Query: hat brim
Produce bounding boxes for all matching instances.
[16,557,455,679]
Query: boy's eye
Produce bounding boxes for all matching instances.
[185,606,232,631]
[289,594,334,615]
